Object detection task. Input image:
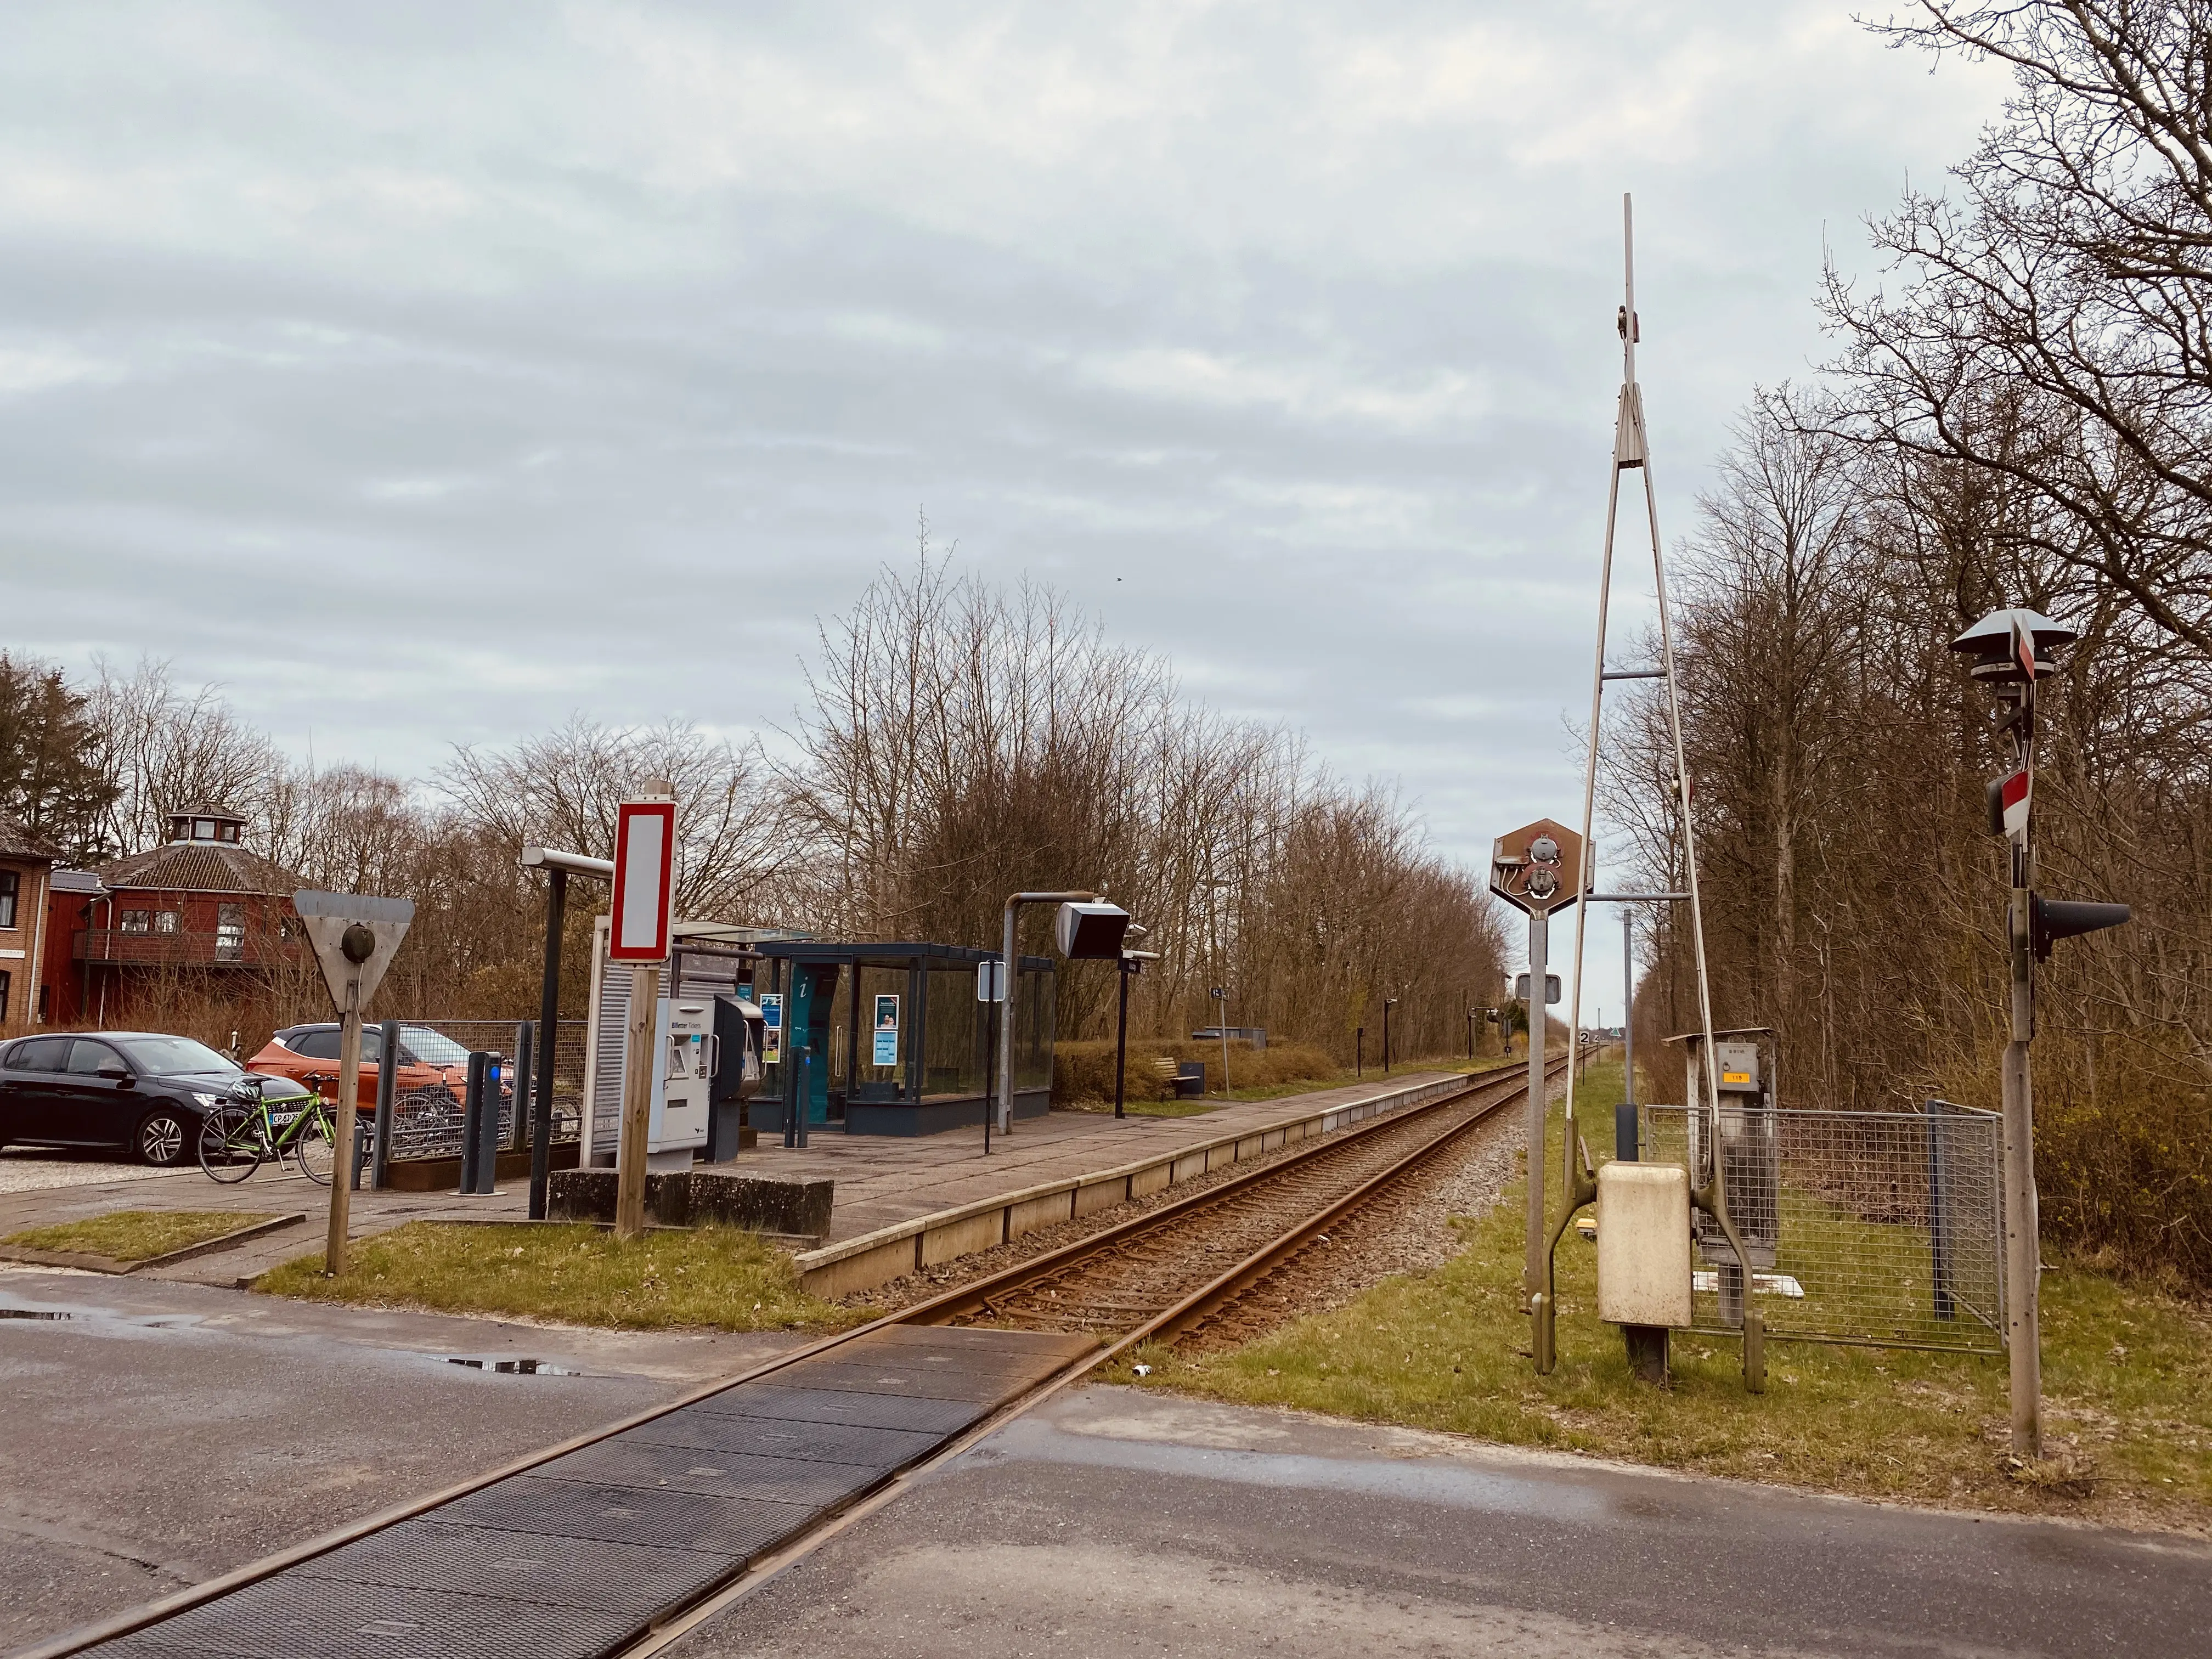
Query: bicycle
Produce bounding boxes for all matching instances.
[196,1085,340,1185]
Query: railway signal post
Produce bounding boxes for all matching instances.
[1950,608,2129,1457]
[1490,818,1582,1310]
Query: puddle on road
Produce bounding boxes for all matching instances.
[443,1356,579,1375]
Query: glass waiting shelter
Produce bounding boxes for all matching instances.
[744,941,1056,1136]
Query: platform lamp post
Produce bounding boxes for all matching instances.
[1381,996,1398,1077]
[998,891,1130,1135]
[1112,925,1159,1121]
[1950,608,2129,1458]
[518,846,615,1220]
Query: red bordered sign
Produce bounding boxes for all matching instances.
[610,800,677,962]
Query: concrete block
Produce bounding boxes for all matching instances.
[549,1167,833,1239]
[1172,1153,1208,1184]
[690,1171,834,1240]
[1073,1178,1126,1217]
[1206,1143,1237,1172]
[921,1208,1003,1267]
[1129,1161,1172,1198]
[801,1234,919,1299]
[1235,1136,1266,1162]
[1008,1190,1074,1239]
[1596,1162,1693,1328]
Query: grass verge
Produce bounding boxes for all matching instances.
[1115,1059,2212,1532]
[257,1221,864,1334]
[5,1209,279,1263]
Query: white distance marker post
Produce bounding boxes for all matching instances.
[609,788,678,1240]
[294,890,414,1275]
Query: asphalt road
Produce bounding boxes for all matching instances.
[0,1267,804,1654]
[669,1385,2212,1659]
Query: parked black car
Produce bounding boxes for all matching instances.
[0,1031,316,1166]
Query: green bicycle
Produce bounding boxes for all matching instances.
[196,1083,339,1185]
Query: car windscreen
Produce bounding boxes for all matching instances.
[116,1036,241,1076]
[399,1026,471,1067]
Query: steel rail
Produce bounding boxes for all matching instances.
[903,1058,1551,1329]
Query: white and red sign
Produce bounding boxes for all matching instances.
[609,799,677,962]
[2000,767,2032,840]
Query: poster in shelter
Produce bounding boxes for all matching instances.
[760,994,783,1065]
[872,994,900,1067]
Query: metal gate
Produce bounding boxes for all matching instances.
[1633,1099,2004,1353]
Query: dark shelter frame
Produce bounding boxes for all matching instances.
[747,940,1056,1136]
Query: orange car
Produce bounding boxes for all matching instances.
[249,1022,489,1111]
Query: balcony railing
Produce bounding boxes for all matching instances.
[74,929,309,968]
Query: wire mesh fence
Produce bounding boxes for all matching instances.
[375,1019,587,1163]
[1631,1100,2004,1353]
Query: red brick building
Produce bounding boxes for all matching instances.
[0,814,61,1037]
[48,803,308,1028]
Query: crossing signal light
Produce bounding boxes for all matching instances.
[2028,895,2130,963]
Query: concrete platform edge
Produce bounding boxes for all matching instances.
[794,1074,1472,1297]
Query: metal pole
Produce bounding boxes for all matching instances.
[998,904,1017,1136]
[529,868,566,1220]
[1220,995,1232,1098]
[1114,960,1131,1120]
[510,1023,533,1172]
[1523,907,1549,1304]
[1356,1027,1363,1079]
[983,994,997,1155]
[2004,883,2042,1454]
[324,978,363,1275]
[1383,1001,1391,1077]
[508,1022,528,1152]
[616,962,659,1239]
[371,1017,397,1190]
[1618,908,1637,1159]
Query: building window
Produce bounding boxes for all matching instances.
[0,870,15,930]
[0,969,10,1023]
[120,910,151,935]
[155,911,181,935]
[216,904,245,962]
[193,819,217,840]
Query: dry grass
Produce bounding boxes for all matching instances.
[4,1210,280,1263]
[257,1221,864,1333]
[1119,1060,2212,1532]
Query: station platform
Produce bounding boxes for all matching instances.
[0,1069,1486,1294]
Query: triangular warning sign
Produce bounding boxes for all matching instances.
[294,890,415,1013]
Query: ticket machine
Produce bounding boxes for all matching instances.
[646,996,714,1170]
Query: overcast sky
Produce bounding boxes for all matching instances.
[1,2,2010,1018]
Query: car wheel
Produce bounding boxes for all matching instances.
[137,1109,189,1167]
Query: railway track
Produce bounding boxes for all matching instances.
[909,1053,1566,1351]
[35,1057,1571,1659]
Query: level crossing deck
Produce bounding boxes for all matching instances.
[57,1323,1097,1659]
